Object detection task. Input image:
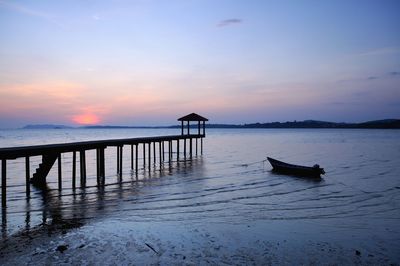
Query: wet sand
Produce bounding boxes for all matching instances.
[1,217,398,265]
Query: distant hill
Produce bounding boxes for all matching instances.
[21,119,400,130]
[23,124,73,129]
[356,119,400,129]
[82,125,169,129]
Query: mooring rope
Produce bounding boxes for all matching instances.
[234,158,267,167]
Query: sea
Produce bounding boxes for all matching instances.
[0,128,399,264]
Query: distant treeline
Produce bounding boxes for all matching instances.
[23,119,400,130]
[203,119,400,129]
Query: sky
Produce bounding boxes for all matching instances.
[0,0,399,128]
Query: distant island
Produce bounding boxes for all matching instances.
[23,124,73,129]
[204,119,400,129]
[22,119,400,129]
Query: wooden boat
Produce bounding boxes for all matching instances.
[267,157,325,178]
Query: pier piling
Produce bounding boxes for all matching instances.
[177,140,180,161]
[143,143,146,170]
[25,157,30,198]
[162,142,165,162]
[148,143,151,171]
[58,154,62,190]
[72,151,76,189]
[196,138,198,156]
[153,142,156,165]
[190,138,193,159]
[80,151,86,186]
[135,144,138,174]
[2,160,6,207]
[184,139,186,160]
[159,142,162,169]
[169,141,172,163]
[131,144,133,170]
[96,149,101,184]
[99,148,105,184]
[119,146,123,178]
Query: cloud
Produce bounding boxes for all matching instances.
[217,18,242,27]
[356,47,400,57]
[367,76,378,80]
[0,0,47,17]
[92,14,100,20]
[329,101,362,106]
[389,71,400,76]
[0,0,64,28]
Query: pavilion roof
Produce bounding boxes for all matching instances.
[177,113,208,122]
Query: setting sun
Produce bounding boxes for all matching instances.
[72,113,100,125]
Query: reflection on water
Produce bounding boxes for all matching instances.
[1,157,205,239]
[1,128,400,243]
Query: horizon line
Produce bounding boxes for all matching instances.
[1,118,398,130]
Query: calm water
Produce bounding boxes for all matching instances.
[0,128,399,250]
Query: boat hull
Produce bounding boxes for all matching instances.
[267,157,324,178]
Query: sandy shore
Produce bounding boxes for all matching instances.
[1,217,398,265]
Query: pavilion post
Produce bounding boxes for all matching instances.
[198,121,200,135]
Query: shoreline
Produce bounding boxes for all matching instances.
[1,218,398,265]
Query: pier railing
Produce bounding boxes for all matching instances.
[0,134,205,207]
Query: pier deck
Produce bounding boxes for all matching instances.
[0,134,204,160]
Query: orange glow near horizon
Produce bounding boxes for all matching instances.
[72,113,101,125]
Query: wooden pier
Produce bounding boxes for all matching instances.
[0,113,208,207]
